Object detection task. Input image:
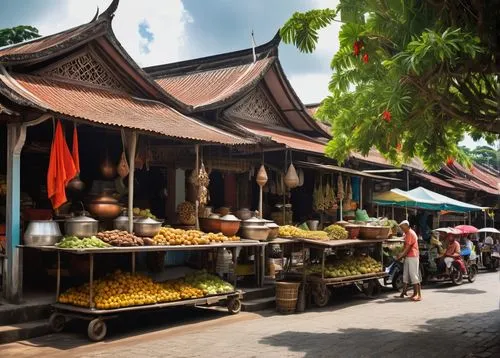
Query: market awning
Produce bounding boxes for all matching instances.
[238,124,327,154]
[295,161,400,181]
[0,72,253,145]
[373,186,484,212]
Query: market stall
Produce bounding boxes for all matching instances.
[22,238,265,341]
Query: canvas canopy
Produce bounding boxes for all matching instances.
[373,187,484,213]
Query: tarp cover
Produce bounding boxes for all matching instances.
[373,187,484,212]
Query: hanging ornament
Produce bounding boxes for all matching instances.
[198,162,210,187]
[284,163,299,189]
[353,40,363,56]
[256,164,268,187]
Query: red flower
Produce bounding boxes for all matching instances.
[353,40,364,56]
[446,157,455,166]
[396,143,402,152]
[362,53,369,64]
[382,110,391,122]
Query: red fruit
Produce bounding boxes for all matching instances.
[382,110,391,122]
[353,40,364,56]
[362,53,369,64]
[446,157,454,166]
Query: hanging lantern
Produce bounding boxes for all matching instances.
[284,163,299,189]
[256,165,268,187]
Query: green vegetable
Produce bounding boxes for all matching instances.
[56,236,110,249]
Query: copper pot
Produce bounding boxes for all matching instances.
[88,194,122,219]
[66,176,85,192]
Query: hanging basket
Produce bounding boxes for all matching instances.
[256,165,268,187]
[284,163,299,189]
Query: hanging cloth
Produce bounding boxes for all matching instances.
[71,123,80,174]
[47,120,77,209]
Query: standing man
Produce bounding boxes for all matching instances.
[396,220,422,301]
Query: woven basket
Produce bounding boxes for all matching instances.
[359,226,391,240]
[275,282,300,314]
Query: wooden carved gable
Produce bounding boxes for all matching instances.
[38,49,125,91]
[224,87,283,126]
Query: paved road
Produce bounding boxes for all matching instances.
[1,272,499,358]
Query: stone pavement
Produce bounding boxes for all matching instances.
[1,272,498,358]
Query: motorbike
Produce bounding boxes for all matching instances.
[420,236,478,285]
[480,237,499,271]
[384,256,404,291]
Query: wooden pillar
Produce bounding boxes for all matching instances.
[5,123,22,303]
[165,167,176,224]
[127,132,138,233]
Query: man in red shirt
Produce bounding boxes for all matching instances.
[396,220,422,301]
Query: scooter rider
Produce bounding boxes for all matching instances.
[441,234,461,273]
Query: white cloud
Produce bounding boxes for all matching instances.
[288,73,331,104]
[33,0,193,67]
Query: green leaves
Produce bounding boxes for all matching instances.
[280,9,337,53]
[0,25,40,47]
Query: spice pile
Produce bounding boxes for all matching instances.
[97,230,146,246]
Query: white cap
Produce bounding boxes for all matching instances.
[399,220,410,227]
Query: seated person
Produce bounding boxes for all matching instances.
[440,234,461,273]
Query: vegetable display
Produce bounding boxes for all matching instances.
[153,228,240,246]
[279,225,329,241]
[324,225,349,240]
[306,255,382,278]
[56,236,110,249]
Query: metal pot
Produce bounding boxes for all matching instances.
[65,214,98,238]
[241,225,270,241]
[114,212,130,231]
[88,194,122,220]
[66,176,85,192]
[306,220,319,231]
[241,216,272,228]
[133,217,163,237]
[24,220,62,246]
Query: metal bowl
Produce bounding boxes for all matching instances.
[133,217,163,237]
[88,194,122,220]
[266,223,280,240]
[241,225,270,241]
[24,220,62,246]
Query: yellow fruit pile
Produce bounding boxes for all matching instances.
[153,228,240,246]
[57,270,233,309]
[154,228,209,245]
[278,225,329,240]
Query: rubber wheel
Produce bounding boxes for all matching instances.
[450,268,463,285]
[467,265,478,283]
[363,280,382,298]
[227,298,241,315]
[392,273,404,292]
[48,313,65,333]
[87,318,107,342]
[313,285,330,307]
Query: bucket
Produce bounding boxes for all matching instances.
[275,282,300,314]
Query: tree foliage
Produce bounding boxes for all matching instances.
[281,0,500,170]
[461,145,499,170]
[0,25,40,47]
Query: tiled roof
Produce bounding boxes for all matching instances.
[238,123,326,154]
[414,172,456,189]
[154,57,274,110]
[0,73,251,145]
[351,149,424,170]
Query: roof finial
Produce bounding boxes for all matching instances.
[251,30,257,63]
[90,7,100,22]
[99,0,120,20]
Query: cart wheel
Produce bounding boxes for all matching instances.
[227,298,241,315]
[87,318,107,342]
[363,279,382,298]
[313,284,330,308]
[49,313,66,333]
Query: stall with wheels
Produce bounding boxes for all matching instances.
[286,238,387,308]
[23,239,265,341]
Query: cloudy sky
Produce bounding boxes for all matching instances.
[0,0,489,148]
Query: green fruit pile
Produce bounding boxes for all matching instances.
[184,270,234,295]
[306,255,382,278]
[324,225,348,240]
[56,236,110,248]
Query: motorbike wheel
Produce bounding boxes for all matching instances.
[467,265,478,283]
[450,267,463,285]
[392,273,404,291]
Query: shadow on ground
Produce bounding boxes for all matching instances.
[259,310,500,358]
[12,306,229,350]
